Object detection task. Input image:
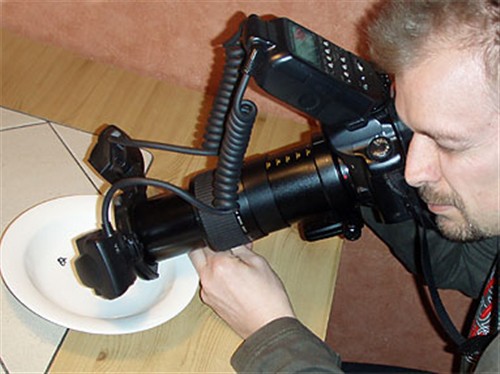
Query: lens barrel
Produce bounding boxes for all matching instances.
[119,135,356,260]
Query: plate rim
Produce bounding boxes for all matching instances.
[0,194,199,334]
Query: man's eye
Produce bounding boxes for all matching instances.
[436,142,464,154]
[436,143,455,152]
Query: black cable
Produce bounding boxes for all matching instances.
[202,26,246,152]
[101,177,233,237]
[108,137,218,156]
[105,29,247,158]
[100,25,255,235]
[212,72,257,211]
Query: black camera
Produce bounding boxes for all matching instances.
[74,15,418,300]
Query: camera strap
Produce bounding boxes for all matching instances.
[417,224,467,346]
[382,175,472,348]
[393,172,498,359]
[417,221,499,358]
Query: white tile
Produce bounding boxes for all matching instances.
[0,283,66,373]
[50,123,108,193]
[0,107,46,130]
[0,124,98,231]
[0,123,98,373]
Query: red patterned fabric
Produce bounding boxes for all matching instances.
[465,260,499,365]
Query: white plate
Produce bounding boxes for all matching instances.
[0,195,199,334]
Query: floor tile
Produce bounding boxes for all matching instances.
[50,123,107,192]
[0,123,98,373]
[0,124,98,230]
[0,107,46,130]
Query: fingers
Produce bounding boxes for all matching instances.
[229,243,257,263]
[190,243,252,262]
[190,243,255,272]
[230,242,253,255]
[188,242,295,339]
[188,247,209,270]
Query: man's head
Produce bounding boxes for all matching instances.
[368,0,499,241]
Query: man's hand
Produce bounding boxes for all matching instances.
[189,244,296,339]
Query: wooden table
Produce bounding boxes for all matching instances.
[1,29,342,373]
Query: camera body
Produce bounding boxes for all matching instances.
[74,15,418,299]
[242,15,413,222]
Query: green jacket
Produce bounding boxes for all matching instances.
[231,208,499,373]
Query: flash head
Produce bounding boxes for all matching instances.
[75,229,158,299]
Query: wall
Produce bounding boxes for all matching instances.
[1,0,377,119]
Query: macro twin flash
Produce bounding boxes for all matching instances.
[74,15,419,300]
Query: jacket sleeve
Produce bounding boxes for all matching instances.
[475,335,500,373]
[361,207,499,298]
[231,317,343,373]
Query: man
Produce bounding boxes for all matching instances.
[189,0,499,372]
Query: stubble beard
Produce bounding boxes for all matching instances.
[418,185,491,242]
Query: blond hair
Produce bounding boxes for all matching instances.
[367,0,499,88]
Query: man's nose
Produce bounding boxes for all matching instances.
[404,134,441,188]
